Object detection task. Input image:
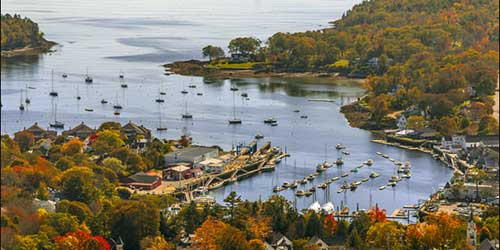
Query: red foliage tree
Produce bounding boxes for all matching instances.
[54,230,110,250]
[368,204,387,224]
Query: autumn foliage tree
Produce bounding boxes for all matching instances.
[54,230,110,250]
[61,138,84,156]
[368,204,387,224]
[14,130,35,152]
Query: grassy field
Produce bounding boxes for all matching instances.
[206,62,261,70]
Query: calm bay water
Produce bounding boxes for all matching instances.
[1,0,452,214]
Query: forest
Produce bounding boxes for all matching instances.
[1,14,49,51]
[205,0,499,134]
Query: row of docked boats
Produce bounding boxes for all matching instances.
[375,152,412,190]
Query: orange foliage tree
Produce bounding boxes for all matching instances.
[246,216,271,240]
[368,204,387,224]
[323,214,337,238]
[192,216,249,250]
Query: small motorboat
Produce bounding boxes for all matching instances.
[369,172,380,178]
[335,144,345,150]
[379,186,386,190]
[62,73,68,78]
[340,183,350,189]
[85,76,93,83]
[342,151,350,155]
[273,186,285,192]
[390,175,401,182]
[306,175,315,181]
[361,177,369,182]
[155,98,165,103]
[197,92,203,96]
[308,186,316,193]
[101,99,108,104]
[365,159,373,166]
[50,121,64,128]
[387,181,396,187]
[49,91,58,97]
[119,72,124,79]
[19,103,25,111]
[357,164,364,168]
[295,190,305,196]
[255,133,264,139]
[293,109,300,113]
[181,90,188,94]
[401,173,411,178]
[188,84,196,88]
[290,181,299,189]
[304,191,313,197]
[382,154,389,158]
[156,127,167,131]
[331,177,340,181]
[337,189,344,193]
[341,173,349,178]
[230,86,238,91]
[376,152,382,155]
[113,105,123,109]
[300,115,308,119]
[316,164,327,173]
[350,168,358,173]
[76,96,81,100]
[84,108,94,112]
[299,178,308,185]
[318,183,328,189]
[270,121,278,126]
[241,93,248,97]
[160,91,166,95]
[121,83,128,88]
[282,182,292,188]
[25,98,31,104]
[114,111,120,116]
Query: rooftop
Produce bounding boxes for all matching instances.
[165,147,218,160]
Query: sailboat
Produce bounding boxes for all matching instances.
[24,83,31,104]
[181,99,192,119]
[49,70,58,97]
[228,90,241,124]
[155,88,164,103]
[49,102,64,128]
[157,104,167,131]
[120,74,128,88]
[85,68,93,83]
[159,82,166,95]
[19,91,25,111]
[76,80,81,100]
[119,70,124,79]
[113,92,123,109]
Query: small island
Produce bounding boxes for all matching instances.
[1,14,56,57]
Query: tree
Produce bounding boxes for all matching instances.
[98,122,121,131]
[140,235,174,250]
[406,115,426,130]
[224,191,242,225]
[366,221,404,250]
[368,204,387,224]
[45,212,80,236]
[322,214,337,239]
[56,200,93,223]
[59,167,99,203]
[228,37,261,57]
[347,227,363,250]
[14,130,34,152]
[478,116,499,135]
[93,130,125,155]
[305,212,320,237]
[369,94,392,125]
[110,200,160,250]
[246,216,271,240]
[61,138,84,156]
[116,188,131,200]
[248,239,265,250]
[202,45,225,61]
[437,116,459,136]
[102,157,126,176]
[54,230,110,250]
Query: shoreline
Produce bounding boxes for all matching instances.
[1,40,56,58]
[163,59,365,81]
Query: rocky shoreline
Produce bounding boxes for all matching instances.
[1,40,56,58]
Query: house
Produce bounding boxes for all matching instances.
[308,236,329,250]
[479,239,499,250]
[109,237,124,250]
[121,172,161,190]
[163,164,192,181]
[268,233,293,250]
[120,121,151,144]
[165,146,219,166]
[412,128,439,140]
[441,135,466,153]
[16,122,57,141]
[33,198,56,213]
[62,122,96,140]
[38,138,53,156]
[465,135,499,149]
[397,115,407,130]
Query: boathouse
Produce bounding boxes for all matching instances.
[121,172,161,190]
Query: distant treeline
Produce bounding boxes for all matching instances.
[1,14,47,51]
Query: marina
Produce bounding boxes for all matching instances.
[1,0,453,213]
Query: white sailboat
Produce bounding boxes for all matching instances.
[157,103,167,131]
[49,101,64,128]
[49,70,58,97]
[228,89,241,124]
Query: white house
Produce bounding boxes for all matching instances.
[441,135,466,153]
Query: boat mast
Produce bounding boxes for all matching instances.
[232,90,236,119]
[51,69,54,92]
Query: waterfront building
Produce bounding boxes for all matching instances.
[478,239,499,250]
[465,135,499,149]
[121,172,161,190]
[163,164,192,181]
[15,122,57,141]
[120,121,151,145]
[396,115,407,130]
[164,146,219,166]
[62,122,96,140]
[196,157,226,173]
[441,135,466,153]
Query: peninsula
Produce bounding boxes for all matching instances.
[1,14,56,57]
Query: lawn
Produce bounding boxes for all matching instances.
[206,62,261,70]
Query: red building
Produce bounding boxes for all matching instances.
[121,172,161,190]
